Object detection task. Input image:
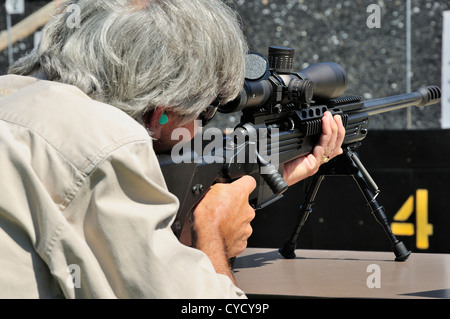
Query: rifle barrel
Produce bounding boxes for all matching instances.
[351,86,441,116]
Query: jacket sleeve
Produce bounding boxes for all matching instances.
[53,140,246,298]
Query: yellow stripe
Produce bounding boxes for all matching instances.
[393,195,414,221]
[416,189,433,250]
[391,222,415,236]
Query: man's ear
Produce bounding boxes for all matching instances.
[148,107,166,139]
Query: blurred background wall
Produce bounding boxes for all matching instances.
[223,0,448,130]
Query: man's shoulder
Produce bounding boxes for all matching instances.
[0,75,152,172]
[0,75,141,129]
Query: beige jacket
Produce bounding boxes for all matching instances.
[0,75,245,298]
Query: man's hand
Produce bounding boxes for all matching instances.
[191,176,256,282]
[283,111,346,186]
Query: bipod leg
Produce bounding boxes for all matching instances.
[279,174,325,259]
[347,150,411,262]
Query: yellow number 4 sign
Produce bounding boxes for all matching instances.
[391,189,433,250]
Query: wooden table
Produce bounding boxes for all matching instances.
[233,248,450,299]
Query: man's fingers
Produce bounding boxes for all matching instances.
[320,112,345,158]
[320,111,333,147]
[326,112,338,155]
[231,175,257,194]
[334,114,346,155]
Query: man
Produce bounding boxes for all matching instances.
[0,0,344,298]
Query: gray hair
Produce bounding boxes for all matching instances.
[9,0,248,124]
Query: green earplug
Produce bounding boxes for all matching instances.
[158,112,169,125]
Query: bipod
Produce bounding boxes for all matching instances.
[279,146,411,262]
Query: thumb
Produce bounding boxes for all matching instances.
[231,175,257,194]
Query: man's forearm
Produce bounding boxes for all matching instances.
[194,234,237,285]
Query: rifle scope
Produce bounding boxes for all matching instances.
[218,46,348,114]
